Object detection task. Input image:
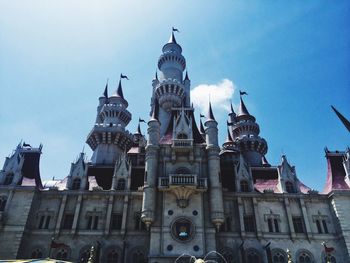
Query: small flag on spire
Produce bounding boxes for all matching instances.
[172,27,180,33]
[120,73,129,80]
[139,118,146,123]
[240,90,248,96]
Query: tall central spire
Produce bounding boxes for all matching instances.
[151,30,189,136]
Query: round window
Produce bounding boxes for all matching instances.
[171,217,194,242]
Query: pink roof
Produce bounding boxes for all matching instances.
[323,153,349,194]
[254,178,279,193]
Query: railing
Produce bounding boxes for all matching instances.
[172,139,193,148]
[170,174,196,185]
[158,174,207,189]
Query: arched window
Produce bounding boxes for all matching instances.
[240,180,249,192]
[177,133,188,139]
[272,249,287,263]
[79,247,90,263]
[246,249,261,263]
[220,248,235,263]
[116,179,126,190]
[298,251,313,263]
[285,181,295,193]
[132,250,147,263]
[0,196,7,211]
[31,248,43,259]
[107,249,119,263]
[3,173,14,185]
[72,178,81,190]
[56,248,68,260]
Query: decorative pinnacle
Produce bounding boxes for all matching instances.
[238,96,250,116]
[184,71,189,81]
[199,119,205,134]
[226,128,233,142]
[116,80,124,99]
[168,32,177,44]
[207,102,216,121]
[151,98,160,121]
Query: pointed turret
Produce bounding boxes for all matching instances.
[230,95,267,166]
[111,80,125,100]
[230,102,235,115]
[136,123,142,135]
[206,102,216,122]
[225,128,233,143]
[237,97,255,121]
[184,71,189,81]
[168,31,177,44]
[151,98,160,121]
[86,81,133,165]
[199,118,205,134]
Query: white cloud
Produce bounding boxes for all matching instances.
[191,79,236,114]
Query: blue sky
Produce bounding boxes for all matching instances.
[0,1,349,191]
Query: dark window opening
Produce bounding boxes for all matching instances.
[285,181,295,193]
[0,197,6,211]
[4,173,14,185]
[134,212,146,231]
[62,214,74,230]
[244,215,256,232]
[268,218,273,232]
[322,220,329,234]
[316,220,322,233]
[116,179,126,190]
[240,180,249,192]
[274,219,280,233]
[111,213,123,230]
[292,217,305,233]
[72,178,81,190]
[38,215,45,229]
[177,133,188,139]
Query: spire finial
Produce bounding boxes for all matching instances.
[238,96,250,116]
[207,101,216,121]
[151,98,159,121]
[116,79,124,99]
[184,71,189,81]
[230,101,235,114]
[226,128,233,142]
[103,79,109,98]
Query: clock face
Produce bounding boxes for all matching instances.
[171,217,194,242]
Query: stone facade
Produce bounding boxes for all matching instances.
[0,32,349,263]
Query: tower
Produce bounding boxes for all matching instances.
[151,32,188,136]
[229,96,268,166]
[205,102,225,229]
[86,81,133,165]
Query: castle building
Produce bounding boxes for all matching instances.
[0,32,349,263]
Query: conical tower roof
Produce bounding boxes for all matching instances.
[151,98,160,121]
[225,128,233,143]
[111,80,125,100]
[236,97,255,121]
[168,32,177,44]
[199,118,205,134]
[207,102,216,121]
